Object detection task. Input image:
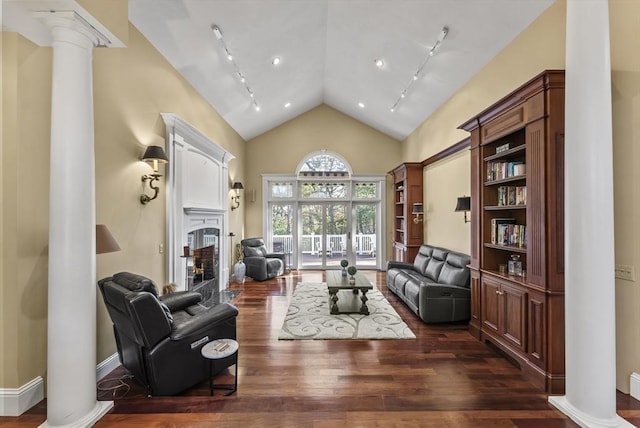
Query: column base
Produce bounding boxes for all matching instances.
[39,400,113,428]
[549,395,634,428]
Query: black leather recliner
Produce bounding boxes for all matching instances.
[98,272,238,396]
[241,237,285,281]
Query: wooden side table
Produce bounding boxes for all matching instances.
[200,338,238,396]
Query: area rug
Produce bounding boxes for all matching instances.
[278,283,415,340]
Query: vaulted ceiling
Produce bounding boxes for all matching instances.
[129,0,554,141]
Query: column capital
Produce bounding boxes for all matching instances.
[34,10,106,49]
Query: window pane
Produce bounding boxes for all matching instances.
[299,153,348,174]
[271,182,293,198]
[271,204,292,260]
[354,182,377,199]
[300,182,346,199]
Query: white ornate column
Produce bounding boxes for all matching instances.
[548,1,632,427]
[31,6,123,427]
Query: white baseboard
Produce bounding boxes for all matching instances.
[0,353,121,417]
[631,372,640,401]
[96,353,120,380]
[0,376,44,417]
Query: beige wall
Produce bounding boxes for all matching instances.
[1,32,52,389]
[403,0,640,393]
[244,104,401,241]
[424,150,471,253]
[1,18,245,389]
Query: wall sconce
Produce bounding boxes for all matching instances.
[412,203,424,224]
[455,196,471,223]
[140,145,168,205]
[230,181,244,210]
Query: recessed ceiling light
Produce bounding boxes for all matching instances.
[284,102,291,108]
[374,58,384,68]
[358,102,365,108]
[272,57,281,66]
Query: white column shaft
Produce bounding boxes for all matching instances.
[46,25,98,426]
[550,1,631,427]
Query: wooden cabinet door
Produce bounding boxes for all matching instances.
[468,270,482,339]
[481,277,500,335]
[527,289,546,368]
[500,282,527,352]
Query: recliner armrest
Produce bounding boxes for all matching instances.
[387,261,414,270]
[159,291,202,312]
[170,303,239,341]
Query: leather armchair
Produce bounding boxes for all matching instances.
[241,237,285,281]
[98,272,238,396]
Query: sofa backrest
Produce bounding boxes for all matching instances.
[412,245,433,274]
[425,247,448,281]
[438,251,471,288]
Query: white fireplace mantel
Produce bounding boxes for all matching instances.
[161,113,235,291]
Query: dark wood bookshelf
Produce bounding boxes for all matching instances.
[459,70,565,394]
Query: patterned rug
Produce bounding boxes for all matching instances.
[278,283,415,340]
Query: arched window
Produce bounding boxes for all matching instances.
[296,151,352,178]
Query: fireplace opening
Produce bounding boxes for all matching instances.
[187,227,220,301]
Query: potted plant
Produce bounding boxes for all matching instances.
[347,265,357,284]
[340,259,349,276]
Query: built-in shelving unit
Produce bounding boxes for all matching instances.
[391,163,423,262]
[459,70,566,394]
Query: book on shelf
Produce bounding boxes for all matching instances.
[490,218,526,248]
[486,161,525,181]
[491,218,516,244]
[497,186,526,206]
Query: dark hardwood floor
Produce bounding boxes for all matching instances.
[5,271,640,427]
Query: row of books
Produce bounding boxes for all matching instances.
[486,161,525,181]
[490,218,526,248]
[497,186,527,206]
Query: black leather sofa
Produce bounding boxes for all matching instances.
[387,244,471,323]
[241,237,286,281]
[98,272,238,396]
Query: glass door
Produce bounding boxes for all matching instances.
[299,203,348,269]
[353,203,378,268]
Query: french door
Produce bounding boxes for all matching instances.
[299,203,349,269]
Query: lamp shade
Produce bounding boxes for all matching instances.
[141,145,168,163]
[412,203,424,214]
[96,224,121,254]
[232,182,244,190]
[455,196,471,212]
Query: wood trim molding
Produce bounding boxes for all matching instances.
[421,137,470,167]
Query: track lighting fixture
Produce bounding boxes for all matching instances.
[390,26,449,113]
[211,23,261,112]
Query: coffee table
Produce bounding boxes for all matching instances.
[325,270,374,315]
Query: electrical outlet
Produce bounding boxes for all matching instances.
[615,264,636,282]
[159,243,164,254]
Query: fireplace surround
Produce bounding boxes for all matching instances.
[162,113,235,294]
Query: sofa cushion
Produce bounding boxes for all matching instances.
[438,252,471,287]
[403,280,421,311]
[412,245,433,275]
[424,259,444,282]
